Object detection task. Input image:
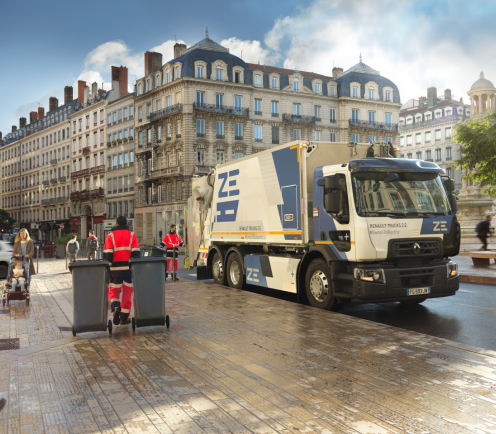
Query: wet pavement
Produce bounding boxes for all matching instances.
[0,260,496,433]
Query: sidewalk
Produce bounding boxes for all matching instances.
[0,259,495,433]
[456,253,496,284]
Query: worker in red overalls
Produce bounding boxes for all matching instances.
[103,216,141,325]
[160,224,183,281]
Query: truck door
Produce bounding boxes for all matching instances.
[281,185,298,229]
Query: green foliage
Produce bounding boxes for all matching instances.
[454,112,496,196]
[0,209,16,231]
[53,233,81,245]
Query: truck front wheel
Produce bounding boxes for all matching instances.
[212,252,225,286]
[226,253,244,289]
[305,259,339,311]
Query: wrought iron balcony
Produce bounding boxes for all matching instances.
[255,111,262,115]
[58,176,67,182]
[90,165,105,174]
[197,132,205,138]
[235,135,243,141]
[282,113,316,124]
[193,103,249,117]
[50,159,57,165]
[82,146,91,155]
[71,168,90,178]
[330,118,337,123]
[42,180,49,186]
[349,119,398,132]
[50,178,57,184]
[149,103,183,122]
[150,166,183,178]
[216,134,225,139]
[194,165,214,175]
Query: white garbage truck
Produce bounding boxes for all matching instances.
[187,141,460,310]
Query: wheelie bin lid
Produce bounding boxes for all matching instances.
[69,260,110,272]
[130,256,167,264]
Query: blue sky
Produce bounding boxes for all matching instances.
[1,0,495,136]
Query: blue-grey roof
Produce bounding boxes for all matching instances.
[337,71,401,103]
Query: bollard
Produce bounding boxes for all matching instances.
[172,246,176,282]
[65,246,67,270]
[37,245,39,274]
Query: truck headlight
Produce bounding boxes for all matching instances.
[354,268,386,284]
[447,262,458,278]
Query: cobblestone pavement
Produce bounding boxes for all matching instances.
[0,259,495,433]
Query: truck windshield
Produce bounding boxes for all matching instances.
[351,171,451,217]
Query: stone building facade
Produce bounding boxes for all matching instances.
[399,87,470,191]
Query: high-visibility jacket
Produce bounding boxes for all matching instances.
[103,225,140,271]
[160,233,183,256]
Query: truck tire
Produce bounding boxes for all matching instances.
[212,252,225,286]
[305,258,339,311]
[226,253,244,289]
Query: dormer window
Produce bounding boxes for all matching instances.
[368,89,375,99]
[175,66,180,79]
[435,112,441,118]
[216,69,223,81]
[156,75,161,87]
[385,91,391,101]
[445,110,451,116]
[315,83,320,94]
[271,77,278,89]
[293,79,300,92]
[352,87,358,97]
[197,66,204,78]
[138,83,142,94]
[425,114,431,120]
[166,72,171,83]
[254,75,261,88]
[147,80,151,91]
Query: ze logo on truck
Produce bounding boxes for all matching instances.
[216,169,240,222]
[433,221,448,232]
[246,267,259,283]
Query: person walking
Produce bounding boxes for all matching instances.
[13,228,35,276]
[66,235,79,262]
[86,230,98,260]
[476,215,492,251]
[103,216,140,326]
[160,224,183,281]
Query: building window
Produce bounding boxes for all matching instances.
[197,119,205,136]
[148,187,152,204]
[368,111,375,124]
[216,151,224,165]
[175,67,180,79]
[254,99,262,115]
[235,123,242,139]
[157,99,162,111]
[138,107,142,121]
[216,69,223,81]
[293,79,299,92]
[330,108,336,122]
[426,150,432,160]
[314,83,320,94]
[369,89,375,100]
[234,153,242,159]
[314,131,321,141]
[445,127,452,139]
[177,182,182,200]
[254,75,261,88]
[425,114,431,121]
[216,94,223,108]
[447,167,452,178]
[271,101,279,116]
[314,106,321,120]
[330,86,336,97]
[271,77,278,89]
[407,153,412,159]
[330,132,336,142]
[196,150,205,166]
[385,91,391,102]
[158,185,162,203]
[254,125,262,142]
[416,133,421,144]
[293,103,301,116]
[385,137,392,143]
[166,96,171,107]
[352,133,359,143]
[446,147,452,160]
[369,135,376,143]
[148,158,152,174]
[157,126,162,142]
[293,129,301,140]
[435,129,441,141]
[352,109,358,121]
[196,92,204,107]
[416,151,422,159]
[216,121,224,138]
[385,113,392,127]
[272,126,279,144]
[425,131,431,142]
[352,87,358,98]
[234,96,242,109]
[197,66,204,78]
[406,135,412,146]
[435,149,442,161]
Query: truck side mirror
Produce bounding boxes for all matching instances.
[449,193,457,214]
[324,176,339,189]
[443,178,455,192]
[324,192,340,214]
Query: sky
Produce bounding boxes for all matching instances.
[1,0,496,137]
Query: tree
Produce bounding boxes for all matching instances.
[0,209,16,232]
[454,112,496,195]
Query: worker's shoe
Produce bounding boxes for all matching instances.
[113,307,121,325]
[119,311,131,325]
[165,272,168,281]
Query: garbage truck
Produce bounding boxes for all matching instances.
[187,141,460,310]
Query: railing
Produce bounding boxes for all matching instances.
[216,134,225,139]
[330,118,337,123]
[42,196,67,205]
[235,136,243,141]
[90,188,105,197]
[194,165,214,175]
[255,111,262,115]
[349,119,399,132]
[399,114,464,132]
[42,180,49,186]
[58,176,67,182]
[70,192,80,200]
[282,113,316,124]
[50,178,57,184]
[82,146,91,154]
[271,113,279,117]
[151,166,183,177]
[149,103,183,122]
[90,165,105,174]
[197,133,205,138]
[193,103,249,117]
[272,139,279,144]
[50,159,57,165]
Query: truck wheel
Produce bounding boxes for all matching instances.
[305,259,339,311]
[212,252,225,286]
[227,254,244,289]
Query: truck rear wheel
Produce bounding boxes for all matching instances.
[227,254,244,289]
[212,252,225,286]
[305,258,339,311]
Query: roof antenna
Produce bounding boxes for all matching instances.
[241,49,243,59]
[206,27,209,38]
[172,35,177,42]
[359,53,362,63]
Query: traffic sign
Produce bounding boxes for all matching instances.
[13,228,18,234]
[60,224,64,229]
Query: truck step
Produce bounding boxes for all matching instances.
[336,273,354,281]
[334,292,353,298]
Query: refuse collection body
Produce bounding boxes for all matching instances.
[130,256,169,330]
[69,260,111,335]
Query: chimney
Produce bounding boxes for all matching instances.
[174,43,187,59]
[64,86,73,104]
[91,82,98,99]
[460,97,464,104]
[49,97,58,112]
[427,86,437,107]
[332,67,343,80]
[98,89,105,96]
[38,107,45,118]
[19,117,26,129]
[12,126,17,132]
[419,96,427,107]
[78,80,86,104]
[0,131,2,140]
[444,89,452,101]
[29,111,38,124]
[84,85,90,103]
[144,51,163,76]
[111,66,129,98]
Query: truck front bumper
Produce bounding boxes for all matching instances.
[351,262,459,303]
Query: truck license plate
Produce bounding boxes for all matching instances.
[408,287,430,296]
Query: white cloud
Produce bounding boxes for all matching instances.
[220,37,272,64]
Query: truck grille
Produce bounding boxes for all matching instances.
[389,239,441,259]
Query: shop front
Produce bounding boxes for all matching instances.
[103,217,134,240]
[135,204,185,246]
[38,220,70,242]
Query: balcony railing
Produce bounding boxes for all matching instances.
[58,176,67,182]
[42,196,67,206]
[193,103,249,117]
[50,159,57,165]
[330,118,337,123]
[149,103,183,122]
[90,188,105,197]
[150,166,183,178]
[197,133,205,138]
[70,192,80,200]
[399,114,464,132]
[349,119,398,132]
[82,146,91,155]
[235,135,243,141]
[50,178,57,184]
[216,134,225,139]
[194,165,214,175]
[90,165,105,174]
[282,113,316,124]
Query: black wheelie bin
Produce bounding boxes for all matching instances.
[69,259,112,336]
[129,256,169,331]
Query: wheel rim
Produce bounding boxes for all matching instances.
[230,260,240,286]
[213,259,223,280]
[310,270,329,302]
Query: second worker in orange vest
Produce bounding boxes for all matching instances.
[103,216,141,325]
[160,224,183,281]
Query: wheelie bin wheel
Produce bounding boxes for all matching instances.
[132,317,136,331]
[72,326,76,337]
[166,315,170,329]
[108,320,112,335]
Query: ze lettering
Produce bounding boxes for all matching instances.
[246,267,259,283]
[218,169,240,198]
[433,221,448,232]
[216,169,240,222]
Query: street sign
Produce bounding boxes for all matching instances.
[13,228,18,234]
[60,224,64,229]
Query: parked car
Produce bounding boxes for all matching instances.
[0,241,14,279]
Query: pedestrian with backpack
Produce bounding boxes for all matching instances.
[86,230,98,260]
[66,235,79,262]
[476,215,492,251]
